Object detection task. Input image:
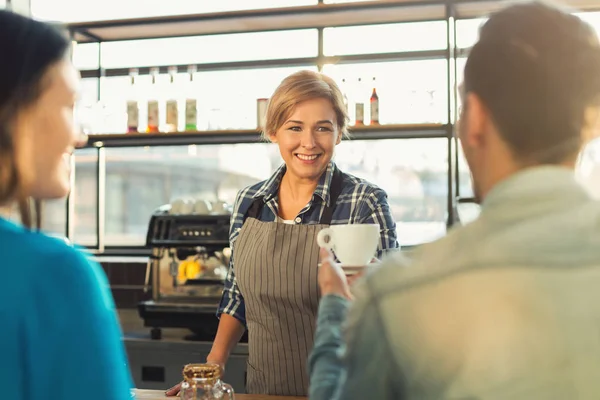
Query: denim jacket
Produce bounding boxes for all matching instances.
[309,166,600,399]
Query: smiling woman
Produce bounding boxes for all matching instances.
[166,70,399,397]
[0,10,133,400]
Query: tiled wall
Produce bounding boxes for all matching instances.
[99,260,151,308]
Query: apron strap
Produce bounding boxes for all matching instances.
[319,167,343,225]
[246,196,265,221]
[243,167,344,224]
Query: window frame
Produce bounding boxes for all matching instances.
[61,1,600,254]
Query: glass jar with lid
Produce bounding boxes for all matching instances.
[179,363,234,400]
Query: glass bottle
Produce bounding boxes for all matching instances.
[146,67,160,133]
[185,65,198,132]
[369,77,379,125]
[126,68,139,133]
[165,66,179,133]
[179,363,234,400]
[355,77,364,125]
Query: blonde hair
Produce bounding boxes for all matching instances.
[262,70,349,139]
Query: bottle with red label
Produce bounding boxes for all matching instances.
[370,77,379,125]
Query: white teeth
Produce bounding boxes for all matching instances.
[297,154,318,161]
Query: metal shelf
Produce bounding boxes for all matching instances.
[79,49,447,79]
[67,0,600,44]
[86,123,449,148]
[67,0,448,43]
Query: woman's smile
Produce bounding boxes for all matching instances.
[295,153,322,164]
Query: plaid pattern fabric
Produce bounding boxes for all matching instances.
[217,161,399,326]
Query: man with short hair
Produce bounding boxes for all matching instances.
[309,2,600,399]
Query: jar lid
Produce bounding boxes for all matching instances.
[182,363,221,381]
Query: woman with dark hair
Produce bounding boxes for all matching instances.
[0,10,133,400]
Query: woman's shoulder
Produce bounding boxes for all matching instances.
[0,219,96,277]
[238,179,270,200]
[232,180,266,209]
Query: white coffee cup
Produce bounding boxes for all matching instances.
[211,200,228,214]
[316,224,379,271]
[194,199,212,215]
[170,199,185,214]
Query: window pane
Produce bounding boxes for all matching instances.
[98,139,448,247]
[102,144,280,246]
[323,60,448,124]
[100,30,318,69]
[577,137,600,199]
[324,21,447,56]
[335,138,448,246]
[94,66,317,134]
[71,148,98,246]
[42,199,67,238]
[192,66,318,130]
[456,138,600,224]
[75,78,100,133]
[32,0,316,23]
[72,43,99,70]
[455,18,486,49]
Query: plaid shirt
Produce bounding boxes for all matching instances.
[217,162,399,326]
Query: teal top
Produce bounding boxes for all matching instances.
[0,217,133,399]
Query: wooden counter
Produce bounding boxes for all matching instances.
[135,389,306,400]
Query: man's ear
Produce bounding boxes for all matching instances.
[462,92,488,149]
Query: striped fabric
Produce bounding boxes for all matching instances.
[217,161,399,326]
[234,218,324,395]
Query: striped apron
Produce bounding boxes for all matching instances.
[234,169,343,396]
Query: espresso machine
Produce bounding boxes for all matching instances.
[138,201,243,341]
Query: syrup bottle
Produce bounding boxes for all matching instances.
[355,77,364,125]
[126,68,139,133]
[146,67,160,133]
[370,77,379,125]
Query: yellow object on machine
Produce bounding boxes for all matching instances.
[177,257,203,284]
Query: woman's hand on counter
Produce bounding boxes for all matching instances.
[165,381,182,397]
[164,361,226,397]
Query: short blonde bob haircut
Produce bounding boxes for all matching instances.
[262,70,349,140]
